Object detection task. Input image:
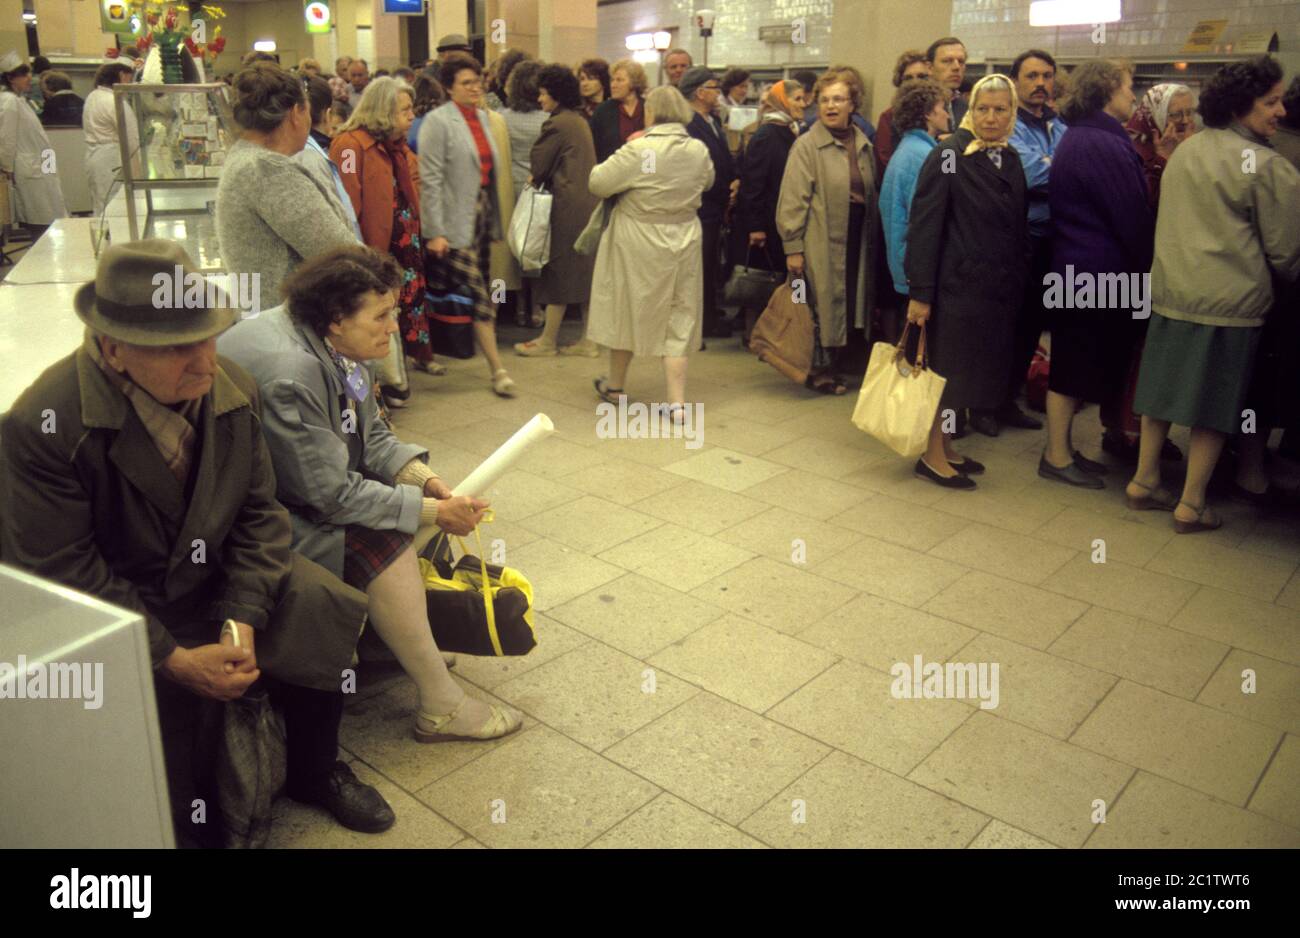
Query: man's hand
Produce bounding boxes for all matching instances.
[424,476,454,500]
[436,496,490,536]
[907,298,932,326]
[220,621,257,674]
[161,645,259,701]
[427,236,450,258]
[749,231,767,246]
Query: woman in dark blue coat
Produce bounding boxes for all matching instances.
[904,74,1029,490]
[1039,60,1155,489]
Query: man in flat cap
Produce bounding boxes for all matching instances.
[436,33,473,64]
[0,240,395,844]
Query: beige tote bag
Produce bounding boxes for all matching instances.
[852,323,946,458]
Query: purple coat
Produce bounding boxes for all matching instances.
[1048,110,1154,293]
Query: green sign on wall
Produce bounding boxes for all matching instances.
[305,0,332,35]
[100,0,136,34]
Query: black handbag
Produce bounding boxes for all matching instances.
[425,289,477,359]
[417,530,537,657]
[724,242,785,309]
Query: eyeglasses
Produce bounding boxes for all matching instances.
[702,84,720,92]
[819,95,851,107]
[1166,108,1197,123]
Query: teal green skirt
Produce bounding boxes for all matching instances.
[1133,314,1261,435]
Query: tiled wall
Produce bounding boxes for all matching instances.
[953,0,1300,62]
[596,0,835,69]
[597,0,1299,72]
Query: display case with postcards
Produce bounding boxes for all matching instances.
[112,82,235,242]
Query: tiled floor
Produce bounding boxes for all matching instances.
[269,327,1300,849]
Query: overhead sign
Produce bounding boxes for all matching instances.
[1182,19,1228,53]
[382,0,425,14]
[305,0,331,34]
[1231,29,1279,54]
[100,0,134,34]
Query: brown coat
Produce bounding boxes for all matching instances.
[530,107,598,305]
[329,128,422,253]
[0,350,366,693]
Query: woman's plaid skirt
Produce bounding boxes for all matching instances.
[426,187,497,323]
[343,525,414,590]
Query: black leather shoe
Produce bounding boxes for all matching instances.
[1038,455,1105,489]
[997,404,1042,430]
[293,761,396,834]
[915,458,976,489]
[970,412,1000,437]
[1071,450,1110,476]
[949,456,985,475]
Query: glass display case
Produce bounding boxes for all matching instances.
[112,82,236,242]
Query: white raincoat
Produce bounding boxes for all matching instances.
[0,88,67,225]
[83,85,140,216]
[585,123,713,357]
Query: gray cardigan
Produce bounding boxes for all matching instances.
[215,138,356,309]
[417,100,504,248]
[216,304,429,578]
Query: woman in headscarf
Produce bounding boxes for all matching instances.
[1124,82,1197,208]
[1038,60,1154,490]
[903,73,1029,489]
[728,79,806,344]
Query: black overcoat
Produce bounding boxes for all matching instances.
[729,120,796,271]
[904,128,1029,411]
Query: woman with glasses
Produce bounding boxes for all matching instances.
[777,67,878,395]
[417,53,517,397]
[1125,83,1197,209]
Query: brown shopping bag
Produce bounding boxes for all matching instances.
[748,275,818,384]
[852,323,946,458]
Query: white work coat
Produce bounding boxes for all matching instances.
[585,123,713,357]
[0,88,67,225]
[83,86,140,216]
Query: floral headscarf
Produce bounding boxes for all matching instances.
[1125,83,1193,148]
[958,74,1019,156]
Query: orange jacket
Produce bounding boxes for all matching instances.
[328,127,421,252]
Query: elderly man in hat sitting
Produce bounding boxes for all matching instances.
[0,240,395,844]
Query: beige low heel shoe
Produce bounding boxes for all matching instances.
[413,698,523,743]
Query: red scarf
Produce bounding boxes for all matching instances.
[456,102,493,188]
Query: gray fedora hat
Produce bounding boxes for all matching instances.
[436,33,472,52]
[74,239,240,346]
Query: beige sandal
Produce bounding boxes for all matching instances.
[514,340,557,357]
[492,369,517,397]
[413,697,523,743]
[1126,479,1178,512]
[1173,501,1222,535]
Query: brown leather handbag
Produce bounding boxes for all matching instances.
[748,274,818,384]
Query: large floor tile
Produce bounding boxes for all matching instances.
[1169,587,1300,664]
[1146,536,1297,601]
[476,468,585,522]
[697,413,801,457]
[494,642,699,751]
[514,433,610,480]
[1247,734,1300,831]
[714,506,862,568]
[557,457,684,506]
[1087,771,1300,848]
[648,614,838,713]
[265,760,463,849]
[811,535,967,608]
[588,793,766,849]
[798,592,977,674]
[1044,553,1199,624]
[1048,606,1229,700]
[740,750,987,848]
[518,494,662,555]
[604,693,829,825]
[767,660,974,775]
[662,446,790,493]
[1070,680,1280,805]
[1196,649,1300,736]
[1277,569,1300,611]
[833,493,971,552]
[501,537,625,611]
[1030,506,1174,566]
[414,725,659,848]
[908,711,1133,848]
[929,522,1076,586]
[740,469,873,521]
[448,613,591,691]
[954,634,1116,739]
[598,523,756,591]
[547,572,727,658]
[762,436,889,480]
[689,556,861,635]
[929,486,1068,535]
[630,479,771,535]
[923,571,1088,649]
[967,820,1059,849]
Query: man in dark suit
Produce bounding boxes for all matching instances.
[680,67,737,339]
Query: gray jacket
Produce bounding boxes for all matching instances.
[216,305,429,578]
[418,100,504,248]
[215,139,356,310]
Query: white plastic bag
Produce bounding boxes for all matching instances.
[508,184,552,273]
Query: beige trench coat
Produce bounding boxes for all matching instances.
[485,108,522,291]
[776,120,877,347]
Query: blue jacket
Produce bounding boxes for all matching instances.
[880,129,938,295]
[1008,106,1067,239]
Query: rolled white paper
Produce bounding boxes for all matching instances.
[452,413,556,498]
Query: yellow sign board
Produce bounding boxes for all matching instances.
[1182,19,1228,53]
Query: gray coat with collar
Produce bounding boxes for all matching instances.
[217,304,429,578]
[418,100,504,248]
